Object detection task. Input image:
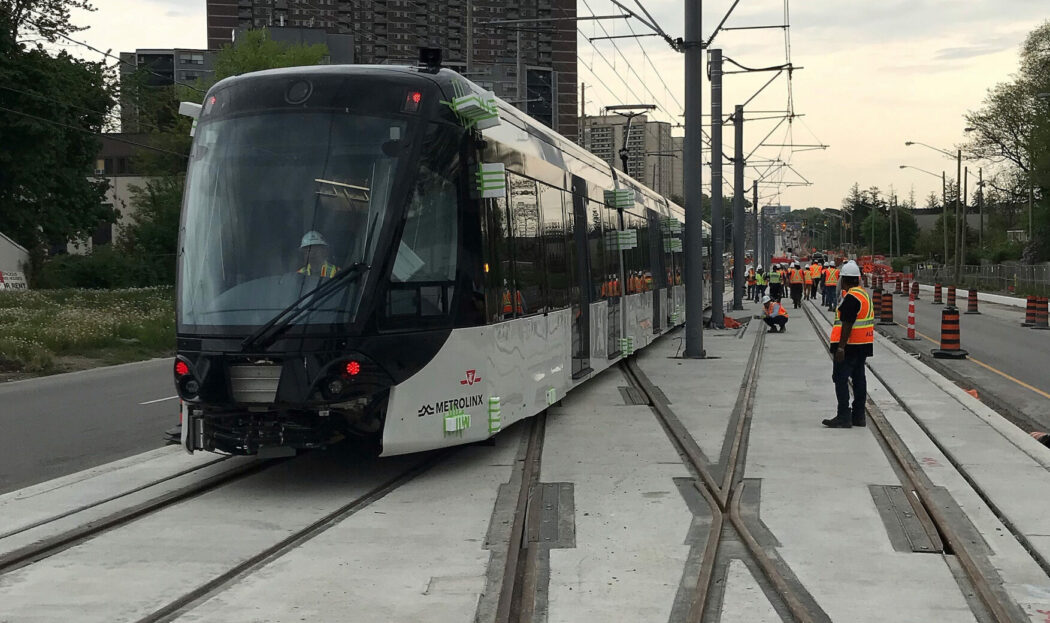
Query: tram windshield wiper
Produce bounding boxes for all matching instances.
[240,262,370,352]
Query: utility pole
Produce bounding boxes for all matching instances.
[709,48,725,326]
[962,166,968,276]
[895,195,901,257]
[955,149,962,284]
[978,167,984,249]
[516,29,523,106]
[942,171,947,275]
[683,0,705,357]
[888,195,894,265]
[580,83,585,119]
[732,105,745,310]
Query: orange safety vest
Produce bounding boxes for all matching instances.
[645,274,653,290]
[789,268,804,284]
[809,264,822,280]
[747,270,756,286]
[825,268,839,286]
[804,270,813,285]
[502,290,525,314]
[766,301,789,318]
[829,287,874,345]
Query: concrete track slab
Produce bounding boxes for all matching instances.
[542,367,693,623]
[0,450,421,623]
[807,301,1050,618]
[171,432,522,623]
[748,309,978,623]
[719,559,781,623]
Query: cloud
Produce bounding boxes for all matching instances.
[934,44,1013,61]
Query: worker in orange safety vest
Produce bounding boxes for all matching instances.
[823,260,874,428]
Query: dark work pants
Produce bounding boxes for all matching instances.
[755,285,766,301]
[770,283,782,300]
[790,283,803,307]
[764,315,787,331]
[833,355,867,420]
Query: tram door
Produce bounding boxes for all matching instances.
[569,176,591,378]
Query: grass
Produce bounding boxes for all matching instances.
[0,287,175,376]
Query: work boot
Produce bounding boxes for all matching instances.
[821,416,852,428]
[852,416,866,427]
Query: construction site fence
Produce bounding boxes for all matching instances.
[913,263,1050,297]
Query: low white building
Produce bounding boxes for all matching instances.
[0,231,29,274]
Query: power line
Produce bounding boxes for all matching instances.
[0,84,121,126]
[0,106,189,158]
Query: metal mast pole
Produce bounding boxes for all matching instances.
[683,0,705,357]
[709,48,725,326]
[732,105,745,310]
[961,166,968,274]
[955,149,962,284]
[516,29,523,105]
[465,0,474,73]
[895,195,902,256]
[753,180,759,271]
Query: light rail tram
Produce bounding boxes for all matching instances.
[174,63,711,457]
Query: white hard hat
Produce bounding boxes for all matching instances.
[761,295,771,305]
[300,230,328,248]
[828,260,836,267]
[757,265,763,270]
[839,260,862,277]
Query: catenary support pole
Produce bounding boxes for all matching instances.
[941,171,947,279]
[732,104,745,310]
[753,180,759,271]
[962,166,968,277]
[709,48,725,326]
[955,149,962,284]
[683,0,705,357]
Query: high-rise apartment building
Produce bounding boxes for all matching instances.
[118,49,217,133]
[578,114,683,200]
[205,0,578,138]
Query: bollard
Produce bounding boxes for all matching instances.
[894,277,902,295]
[905,298,920,340]
[900,276,910,297]
[1033,296,1050,330]
[879,291,895,325]
[933,283,943,305]
[965,288,980,314]
[932,306,968,359]
[1023,295,1038,327]
[911,281,920,300]
[947,285,957,308]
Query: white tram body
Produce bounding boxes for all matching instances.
[173,64,710,457]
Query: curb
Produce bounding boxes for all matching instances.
[911,282,1025,309]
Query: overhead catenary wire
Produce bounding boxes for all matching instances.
[0,105,189,158]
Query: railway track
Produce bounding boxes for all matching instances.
[0,445,448,623]
[799,300,1026,623]
[621,328,832,623]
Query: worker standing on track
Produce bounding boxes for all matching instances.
[754,266,767,302]
[823,260,874,429]
[803,262,814,300]
[761,295,789,333]
[809,260,822,300]
[747,267,757,301]
[768,264,782,301]
[788,262,805,308]
[823,260,839,310]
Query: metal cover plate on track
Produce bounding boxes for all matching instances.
[870,485,941,553]
[618,386,648,406]
[526,483,575,549]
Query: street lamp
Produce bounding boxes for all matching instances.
[605,104,656,175]
[900,164,948,267]
[906,139,965,283]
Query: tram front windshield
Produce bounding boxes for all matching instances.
[179,107,410,331]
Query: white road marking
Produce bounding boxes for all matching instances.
[139,395,178,405]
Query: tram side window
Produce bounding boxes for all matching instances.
[484,196,513,323]
[508,174,546,316]
[539,183,571,310]
[603,205,621,296]
[624,211,649,293]
[586,199,606,300]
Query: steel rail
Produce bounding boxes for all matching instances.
[622,328,826,623]
[799,300,1024,623]
[0,457,278,575]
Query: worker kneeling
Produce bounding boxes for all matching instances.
[761,295,789,333]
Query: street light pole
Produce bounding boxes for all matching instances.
[955,149,962,284]
[682,0,705,358]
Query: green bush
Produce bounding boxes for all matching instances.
[34,245,162,289]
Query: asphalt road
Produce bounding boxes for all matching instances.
[0,358,177,495]
[820,290,1050,432]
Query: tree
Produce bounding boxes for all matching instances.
[212,28,329,80]
[0,7,117,254]
[5,0,95,44]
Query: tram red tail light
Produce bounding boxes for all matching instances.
[175,361,190,377]
[345,360,361,376]
[402,90,423,113]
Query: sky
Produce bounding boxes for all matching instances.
[55,0,1050,212]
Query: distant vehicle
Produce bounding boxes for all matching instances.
[173,64,711,457]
